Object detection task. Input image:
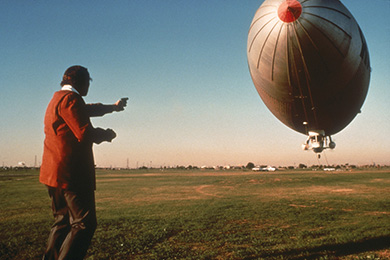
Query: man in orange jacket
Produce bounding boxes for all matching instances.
[40,65,128,260]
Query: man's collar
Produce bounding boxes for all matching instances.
[61,85,80,95]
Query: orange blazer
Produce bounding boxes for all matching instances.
[40,90,114,191]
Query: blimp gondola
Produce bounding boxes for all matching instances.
[247,0,371,155]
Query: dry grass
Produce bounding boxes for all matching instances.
[1,168,389,259]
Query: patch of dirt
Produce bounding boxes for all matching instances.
[195,185,235,198]
[370,178,390,183]
[379,249,390,258]
[364,211,390,216]
[339,249,390,260]
[289,204,315,208]
[332,188,354,193]
[195,185,222,198]
[299,186,362,194]
[96,178,124,182]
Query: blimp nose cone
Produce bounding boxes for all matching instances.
[278,0,302,23]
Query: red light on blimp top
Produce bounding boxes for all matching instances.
[278,0,302,23]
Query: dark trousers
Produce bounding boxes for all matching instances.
[43,186,97,260]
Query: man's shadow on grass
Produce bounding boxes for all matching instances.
[260,235,390,259]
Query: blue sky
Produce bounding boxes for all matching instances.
[1,0,389,168]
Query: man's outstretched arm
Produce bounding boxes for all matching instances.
[86,97,128,117]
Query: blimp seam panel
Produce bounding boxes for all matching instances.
[357,26,370,69]
[302,6,351,19]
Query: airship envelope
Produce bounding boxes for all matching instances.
[247,0,370,152]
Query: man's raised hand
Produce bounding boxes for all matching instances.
[114,97,129,112]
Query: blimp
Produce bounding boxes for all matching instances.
[247,0,370,156]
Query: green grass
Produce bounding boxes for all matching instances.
[0,169,389,259]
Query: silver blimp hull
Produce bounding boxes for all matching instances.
[247,0,371,139]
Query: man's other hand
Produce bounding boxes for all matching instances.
[105,128,117,142]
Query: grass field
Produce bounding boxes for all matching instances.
[0,168,389,259]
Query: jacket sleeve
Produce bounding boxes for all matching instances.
[85,103,116,117]
[58,93,112,143]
